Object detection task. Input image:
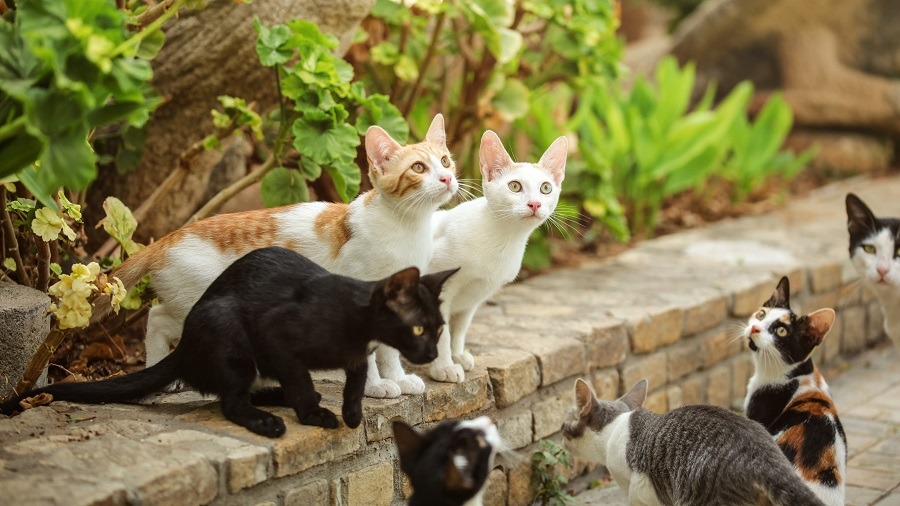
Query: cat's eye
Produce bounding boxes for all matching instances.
[756,309,766,320]
[896,246,900,256]
[412,162,427,173]
[508,181,522,192]
[437,325,445,335]
[441,155,451,168]
[412,325,424,336]
[776,327,788,337]
[540,182,553,194]
[862,244,876,254]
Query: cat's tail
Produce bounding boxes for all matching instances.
[0,348,182,415]
[758,470,827,506]
[90,234,171,323]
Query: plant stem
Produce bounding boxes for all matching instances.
[185,153,279,224]
[13,328,68,398]
[402,12,447,117]
[115,0,185,55]
[36,240,50,292]
[0,189,30,286]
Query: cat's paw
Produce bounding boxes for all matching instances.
[299,407,339,429]
[453,351,475,372]
[244,414,286,438]
[395,373,426,394]
[342,403,363,429]
[429,362,465,383]
[365,378,402,398]
[163,380,186,393]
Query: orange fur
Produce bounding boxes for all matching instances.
[314,203,352,256]
[370,143,454,199]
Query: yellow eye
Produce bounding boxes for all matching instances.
[412,326,424,336]
[776,327,788,337]
[862,245,876,254]
[437,325,445,335]
[412,162,427,173]
[756,309,766,320]
[540,182,553,195]
[508,181,522,192]
[441,155,451,168]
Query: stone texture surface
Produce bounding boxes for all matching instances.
[0,284,51,401]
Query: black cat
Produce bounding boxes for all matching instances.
[1,247,457,438]
[393,417,500,506]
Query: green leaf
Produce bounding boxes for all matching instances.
[371,42,400,66]
[291,114,361,165]
[135,28,166,60]
[7,197,36,213]
[253,18,293,66]
[202,134,220,151]
[394,54,419,82]
[287,19,338,49]
[492,79,531,119]
[99,196,141,255]
[355,94,409,142]
[300,157,322,180]
[49,262,62,276]
[324,157,362,202]
[371,0,411,24]
[260,167,309,207]
[495,28,523,64]
[3,257,16,271]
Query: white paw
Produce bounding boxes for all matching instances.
[365,378,402,398]
[395,374,426,394]
[429,362,465,383]
[453,351,475,372]
[163,380,186,393]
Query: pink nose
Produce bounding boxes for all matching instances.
[439,175,452,189]
[527,201,541,213]
[877,266,889,277]
[750,325,761,334]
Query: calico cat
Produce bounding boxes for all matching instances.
[742,276,846,506]
[846,193,900,346]
[562,379,825,506]
[393,416,501,506]
[2,247,457,437]
[92,115,458,399]
[426,131,567,383]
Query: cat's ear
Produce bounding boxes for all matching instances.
[392,421,425,466]
[425,113,447,147]
[765,276,791,309]
[805,308,836,347]
[538,136,568,186]
[574,378,596,418]
[619,379,648,410]
[421,267,460,298]
[384,267,420,307]
[366,126,402,174]
[846,193,877,237]
[479,130,514,182]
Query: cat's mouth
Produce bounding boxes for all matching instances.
[748,340,758,352]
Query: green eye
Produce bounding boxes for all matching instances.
[508,181,522,192]
[441,155,451,168]
[863,244,876,254]
[776,327,788,337]
[412,326,424,336]
[756,309,766,320]
[412,162,427,173]
[540,182,553,195]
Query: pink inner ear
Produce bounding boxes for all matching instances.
[479,132,513,182]
[538,137,567,185]
[366,127,401,172]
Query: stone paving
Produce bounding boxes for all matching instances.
[0,176,898,505]
[578,343,900,505]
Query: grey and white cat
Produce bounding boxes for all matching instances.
[846,193,900,346]
[562,379,825,506]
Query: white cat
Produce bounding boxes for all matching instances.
[425,131,567,382]
[846,193,900,346]
[102,115,458,398]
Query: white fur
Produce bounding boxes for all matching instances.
[425,135,565,382]
[851,228,900,346]
[143,124,458,399]
[457,416,501,506]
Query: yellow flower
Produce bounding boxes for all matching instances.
[53,300,92,329]
[103,277,127,314]
[31,207,64,242]
[47,262,104,329]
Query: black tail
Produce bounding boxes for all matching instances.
[0,350,181,415]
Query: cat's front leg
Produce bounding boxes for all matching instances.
[429,302,465,383]
[342,363,368,428]
[450,306,478,372]
[377,346,425,394]
[276,363,338,429]
[364,352,403,398]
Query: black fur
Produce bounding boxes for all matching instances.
[1,247,458,438]
[846,193,900,255]
[393,420,494,506]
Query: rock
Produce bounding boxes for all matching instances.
[0,284,51,402]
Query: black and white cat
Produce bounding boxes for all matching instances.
[562,379,825,506]
[0,247,457,437]
[393,417,501,506]
[846,193,900,346]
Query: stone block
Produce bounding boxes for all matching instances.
[423,369,490,422]
[284,480,329,506]
[620,306,683,354]
[475,347,540,408]
[644,389,667,414]
[860,284,877,304]
[346,462,394,506]
[0,284,51,401]
[472,328,584,387]
[532,383,575,440]
[727,277,776,317]
[841,306,868,353]
[621,352,667,393]
[585,320,629,369]
[667,385,683,410]
[681,292,728,336]
[362,392,423,443]
[667,340,702,382]
[591,367,620,401]
[483,468,508,506]
[680,373,705,406]
[819,311,843,363]
[809,262,843,293]
[507,459,535,506]
[731,354,754,408]
[706,365,732,408]
[495,408,533,450]
[837,283,861,308]
[700,329,742,369]
[867,301,885,343]
[799,289,839,314]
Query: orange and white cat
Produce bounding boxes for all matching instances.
[98,115,458,398]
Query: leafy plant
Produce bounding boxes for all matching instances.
[531,439,574,505]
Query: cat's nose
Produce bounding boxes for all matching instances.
[877,266,889,277]
[438,174,453,190]
[527,201,541,214]
[750,325,761,335]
